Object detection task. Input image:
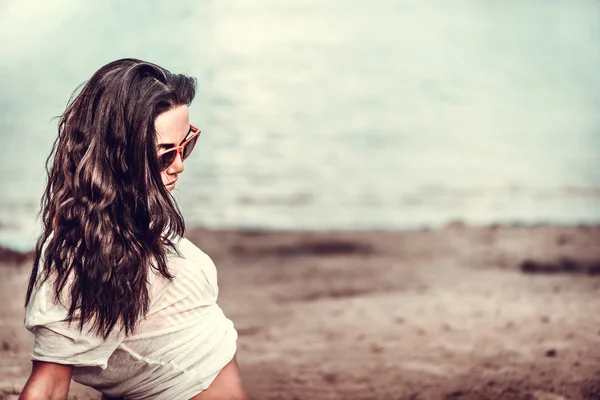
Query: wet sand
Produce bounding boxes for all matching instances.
[1,224,600,400]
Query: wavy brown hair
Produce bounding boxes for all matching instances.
[25,58,197,338]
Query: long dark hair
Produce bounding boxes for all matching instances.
[25,58,197,339]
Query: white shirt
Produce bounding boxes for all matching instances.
[25,236,238,400]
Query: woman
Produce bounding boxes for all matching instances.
[19,58,249,400]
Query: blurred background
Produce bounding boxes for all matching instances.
[1,0,599,251]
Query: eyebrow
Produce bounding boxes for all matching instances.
[156,127,192,150]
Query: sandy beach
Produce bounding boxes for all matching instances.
[1,224,600,400]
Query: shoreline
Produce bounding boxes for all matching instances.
[2,221,600,262]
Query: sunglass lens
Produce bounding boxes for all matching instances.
[182,135,199,160]
[159,151,177,171]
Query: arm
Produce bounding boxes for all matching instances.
[19,361,73,400]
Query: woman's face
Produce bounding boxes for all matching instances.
[154,105,191,192]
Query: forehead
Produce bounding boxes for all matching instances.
[155,105,190,144]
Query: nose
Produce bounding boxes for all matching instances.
[167,151,185,174]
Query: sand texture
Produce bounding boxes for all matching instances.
[1,224,600,400]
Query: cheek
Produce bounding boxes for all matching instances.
[161,172,169,185]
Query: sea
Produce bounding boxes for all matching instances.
[1,0,599,251]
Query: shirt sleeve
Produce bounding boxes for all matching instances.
[25,275,125,369]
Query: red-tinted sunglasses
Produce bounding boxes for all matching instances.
[156,125,201,172]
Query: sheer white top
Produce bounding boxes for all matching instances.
[24,236,238,400]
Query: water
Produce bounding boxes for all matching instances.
[1,0,600,251]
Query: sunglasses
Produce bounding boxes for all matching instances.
[156,125,201,172]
